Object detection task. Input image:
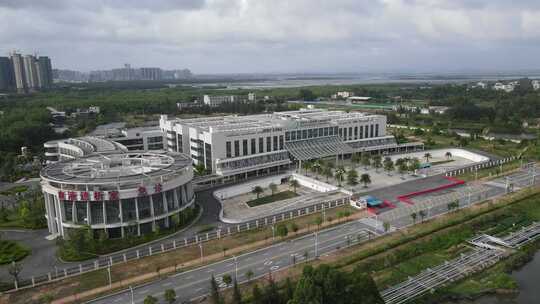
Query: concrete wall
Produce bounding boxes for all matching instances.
[388,148,489,163]
[291,173,338,192]
[214,174,289,200]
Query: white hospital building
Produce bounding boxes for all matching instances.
[160,109,422,181]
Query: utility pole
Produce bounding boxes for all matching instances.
[107,266,112,287]
[130,285,134,304]
[271,225,275,241]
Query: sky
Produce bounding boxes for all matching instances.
[1,0,540,74]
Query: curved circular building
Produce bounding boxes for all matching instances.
[41,151,195,239]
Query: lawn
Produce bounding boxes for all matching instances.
[0,240,30,264]
[246,191,299,207]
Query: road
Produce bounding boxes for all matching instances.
[89,220,378,304]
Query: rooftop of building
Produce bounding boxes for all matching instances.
[163,109,384,133]
[41,151,191,185]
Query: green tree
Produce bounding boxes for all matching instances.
[445,151,453,159]
[302,161,312,175]
[164,289,176,304]
[347,169,358,185]
[276,224,288,238]
[411,212,417,224]
[323,166,333,182]
[383,221,390,232]
[252,186,264,199]
[311,160,322,175]
[285,277,295,302]
[383,158,394,175]
[424,152,432,163]
[222,274,232,286]
[351,153,361,168]
[232,279,242,304]
[269,183,278,196]
[373,155,383,173]
[361,153,371,169]
[144,295,157,304]
[419,210,427,222]
[39,293,54,304]
[314,216,323,230]
[210,275,223,304]
[289,222,299,235]
[289,179,300,194]
[408,158,421,174]
[360,174,371,188]
[246,269,254,282]
[335,166,346,187]
[299,89,315,101]
[252,284,263,304]
[398,162,408,177]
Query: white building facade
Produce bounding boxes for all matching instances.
[160,109,423,181]
[41,152,195,239]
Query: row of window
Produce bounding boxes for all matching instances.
[218,151,289,171]
[60,184,194,225]
[285,126,339,141]
[226,135,284,158]
[338,124,379,141]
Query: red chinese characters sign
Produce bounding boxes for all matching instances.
[108,191,119,201]
[154,183,162,193]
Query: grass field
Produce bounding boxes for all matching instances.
[246,191,299,207]
[0,240,30,264]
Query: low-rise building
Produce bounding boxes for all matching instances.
[347,96,372,103]
[160,109,423,182]
[203,95,235,107]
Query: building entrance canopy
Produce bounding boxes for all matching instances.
[284,136,354,161]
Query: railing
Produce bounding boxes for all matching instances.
[5,196,349,292]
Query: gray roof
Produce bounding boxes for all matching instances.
[285,136,354,161]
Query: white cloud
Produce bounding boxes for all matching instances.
[1,0,539,73]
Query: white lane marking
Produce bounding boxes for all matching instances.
[263,260,273,266]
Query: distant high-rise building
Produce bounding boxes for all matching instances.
[23,55,39,90]
[0,57,15,91]
[140,67,163,81]
[37,56,53,88]
[10,52,26,93]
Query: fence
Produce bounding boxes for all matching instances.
[445,156,517,177]
[6,195,349,292]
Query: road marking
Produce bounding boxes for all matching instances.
[263,260,273,266]
[163,282,173,287]
[140,289,149,294]
[206,269,214,273]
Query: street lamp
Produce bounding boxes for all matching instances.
[199,243,203,262]
[314,232,319,258]
[130,285,134,304]
[233,255,238,279]
[107,266,112,287]
[271,225,275,241]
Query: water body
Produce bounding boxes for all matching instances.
[447,251,540,304]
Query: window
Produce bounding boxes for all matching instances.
[234,140,240,157]
[90,202,104,224]
[375,124,379,137]
[354,126,358,139]
[121,198,137,221]
[106,200,120,223]
[296,130,301,140]
[266,137,271,152]
[137,196,151,219]
[205,143,212,169]
[348,127,352,140]
[259,137,264,153]
[242,139,248,155]
[291,131,296,141]
[339,128,343,137]
[365,125,369,138]
[324,127,329,136]
[251,138,256,154]
[165,189,176,211]
[370,124,374,138]
[279,135,284,150]
[302,130,307,139]
[177,134,183,153]
[273,136,278,151]
[329,127,334,136]
[226,141,231,158]
[360,126,363,139]
[64,201,73,222]
[308,129,313,138]
[152,193,165,216]
[285,132,290,141]
[343,128,347,139]
[319,128,323,137]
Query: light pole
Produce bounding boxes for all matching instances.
[130,285,134,304]
[271,225,275,241]
[233,255,238,279]
[199,243,203,262]
[107,266,112,287]
[314,232,319,258]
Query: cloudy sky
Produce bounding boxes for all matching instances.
[1,0,539,74]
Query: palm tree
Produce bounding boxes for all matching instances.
[288,179,300,194]
[383,221,390,232]
[445,151,453,160]
[322,167,333,182]
[302,161,312,175]
[408,158,421,174]
[360,173,371,188]
[164,289,176,304]
[383,159,394,176]
[361,153,371,169]
[245,269,254,282]
[269,183,278,196]
[373,155,382,173]
[424,152,432,163]
[411,212,417,224]
[351,153,361,168]
[398,163,408,177]
[335,166,346,187]
[419,210,427,222]
[311,160,322,176]
[252,186,264,199]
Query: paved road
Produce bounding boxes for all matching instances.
[89,220,378,304]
